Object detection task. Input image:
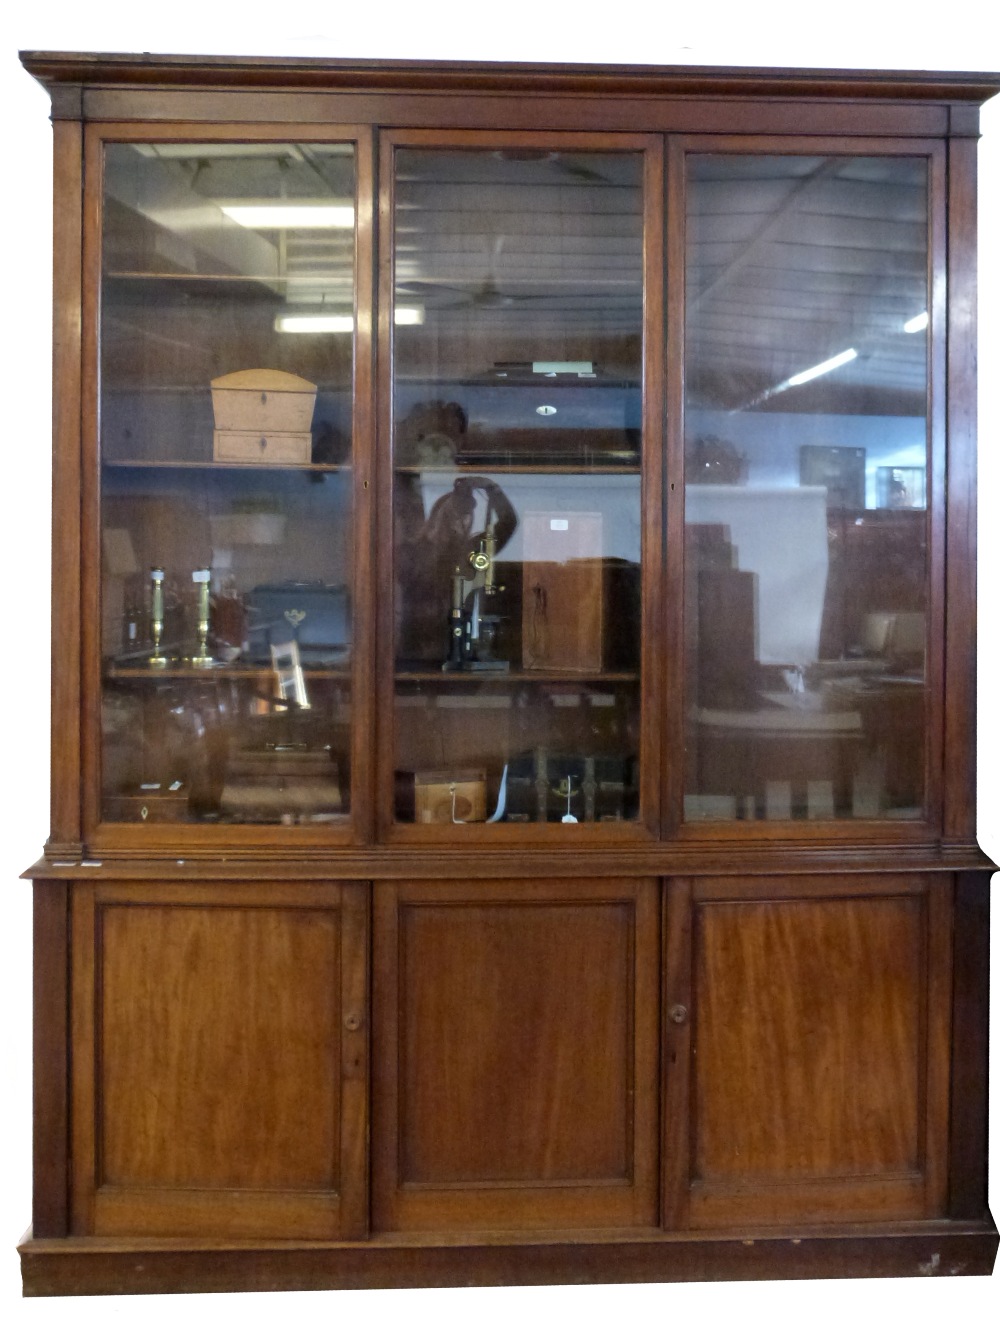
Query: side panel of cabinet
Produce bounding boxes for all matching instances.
[70,880,369,1240]
[373,878,659,1231]
[663,874,951,1228]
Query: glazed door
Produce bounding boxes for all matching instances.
[69,880,368,1239]
[379,132,664,840]
[88,127,375,849]
[662,874,952,1227]
[677,142,944,833]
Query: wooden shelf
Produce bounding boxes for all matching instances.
[107,269,293,284]
[106,663,351,681]
[103,459,346,472]
[395,669,638,684]
[395,461,640,475]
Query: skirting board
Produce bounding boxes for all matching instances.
[19,1217,999,1297]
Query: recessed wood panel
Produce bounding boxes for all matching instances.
[373,878,659,1232]
[401,901,631,1184]
[694,896,922,1180]
[663,875,952,1228]
[71,881,368,1240]
[100,904,341,1190]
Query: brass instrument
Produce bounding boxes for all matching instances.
[442,510,510,672]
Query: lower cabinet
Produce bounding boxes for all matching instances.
[62,871,953,1245]
[372,877,661,1231]
[68,879,368,1240]
[663,874,952,1228]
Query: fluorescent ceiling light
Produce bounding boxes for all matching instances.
[741,344,860,410]
[222,203,354,229]
[275,306,424,333]
[904,311,929,333]
[275,313,354,333]
[785,347,858,387]
[532,361,594,375]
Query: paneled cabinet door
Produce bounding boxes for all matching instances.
[662,874,952,1228]
[373,878,660,1231]
[69,880,368,1240]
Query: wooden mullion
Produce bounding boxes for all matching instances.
[639,138,665,837]
[350,125,378,846]
[79,125,105,850]
[373,132,398,842]
[47,119,84,857]
[661,876,692,1228]
[661,136,688,838]
[942,137,980,842]
[338,880,371,1239]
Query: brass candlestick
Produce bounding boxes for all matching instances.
[190,568,213,667]
[148,567,168,667]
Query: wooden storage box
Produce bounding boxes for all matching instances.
[213,430,312,464]
[105,785,189,823]
[211,368,316,464]
[521,510,604,672]
[414,769,487,824]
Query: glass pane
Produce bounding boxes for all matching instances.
[100,141,356,826]
[391,147,644,826]
[684,155,929,823]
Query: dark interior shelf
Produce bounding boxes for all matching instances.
[395,669,639,684]
[103,459,346,472]
[106,663,351,680]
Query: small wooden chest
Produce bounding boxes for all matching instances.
[211,368,316,464]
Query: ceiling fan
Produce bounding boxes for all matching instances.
[398,235,567,313]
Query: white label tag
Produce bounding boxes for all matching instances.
[550,519,570,531]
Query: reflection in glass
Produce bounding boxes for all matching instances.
[100,142,356,825]
[391,148,644,824]
[684,155,929,823]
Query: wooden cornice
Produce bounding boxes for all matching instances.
[19,50,1000,106]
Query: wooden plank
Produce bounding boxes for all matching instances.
[947,870,993,1217]
[639,137,665,838]
[79,125,103,843]
[18,1221,1000,1297]
[662,136,687,837]
[350,126,377,846]
[339,881,371,1239]
[924,143,949,832]
[943,139,980,841]
[47,120,84,857]
[32,881,70,1237]
[75,89,954,141]
[661,878,692,1228]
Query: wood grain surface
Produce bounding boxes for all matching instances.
[70,880,368,1240]
[373,878,659,1231]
